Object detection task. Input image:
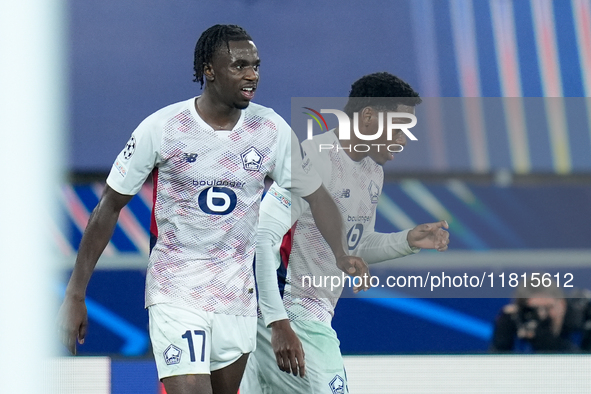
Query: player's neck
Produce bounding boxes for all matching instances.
[195,94,241,131]
[333,127,368,162]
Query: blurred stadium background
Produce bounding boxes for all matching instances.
[53,0,591,392]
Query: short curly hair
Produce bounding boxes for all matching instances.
[343,72,422,117]
[193,24,252,87]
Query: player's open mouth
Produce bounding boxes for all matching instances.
[241,87,256,100]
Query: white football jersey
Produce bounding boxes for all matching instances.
[258,130,417,324]
[106,97,321,316]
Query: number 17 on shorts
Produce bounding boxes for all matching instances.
[149,304,212,379]
[179,330,206,362]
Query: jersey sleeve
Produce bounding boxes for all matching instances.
[269,116,322,198]
[106,114,163,195]
[256,183,307,327]
[300,135,332,184]
[351,210,420,264]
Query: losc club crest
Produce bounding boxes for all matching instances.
[329,375,346,394]
[368,180,380,204]
[163,344,182,366]
[241,146,263,171]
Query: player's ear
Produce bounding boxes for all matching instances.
[361,107,373,124]
[203,62,214,81]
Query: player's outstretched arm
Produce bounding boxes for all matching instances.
[352,220,450,265]
[57,185,133,355]
[407,220,450,252]
[302,185,370,291]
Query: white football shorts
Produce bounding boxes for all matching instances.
[241,318,348,394]
[149,303,257,380]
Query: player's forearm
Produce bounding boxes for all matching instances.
[354,229,419,264]
[303,185,347,259]
[256,225,289,326]
[66,203,121,299]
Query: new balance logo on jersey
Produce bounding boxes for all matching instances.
[341,189,350,198]
[182,153,198,163]
[329,375,346,394]
[368,181,379,204]
[241,147,263,171]
[163,344,182,365]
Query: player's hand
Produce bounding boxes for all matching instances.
[270,319,306,378]
[336,255,371,293]
[407,220,450,252]
[57,294,88,355]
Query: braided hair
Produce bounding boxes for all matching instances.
[193,24,252,88]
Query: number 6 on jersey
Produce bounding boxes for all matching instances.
[198,187,237,215]
[347,224,364,250]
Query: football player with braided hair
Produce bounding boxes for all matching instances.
[58,24,369,394]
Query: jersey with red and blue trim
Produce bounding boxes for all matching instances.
[106,97,321,316]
